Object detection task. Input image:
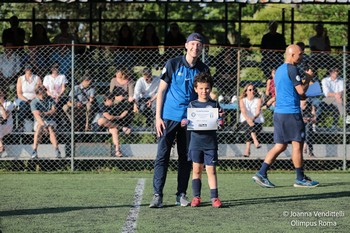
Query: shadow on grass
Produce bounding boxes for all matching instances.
[0,204,150,217]
[223,190,350,207]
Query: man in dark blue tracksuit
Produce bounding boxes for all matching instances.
[149,33,210,208]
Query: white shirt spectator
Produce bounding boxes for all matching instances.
[19,74,41,100]
[43,74,68,98]
[133,76,160,101]
[321,76,343,97]
[240,97,264,124]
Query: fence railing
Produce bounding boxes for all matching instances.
[0,44,349,171]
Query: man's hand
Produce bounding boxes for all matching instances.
[156,117,165,137]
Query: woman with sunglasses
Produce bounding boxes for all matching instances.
[239,84,264,157]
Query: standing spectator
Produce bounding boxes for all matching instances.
[114,24,134,46]
[31,86,61,159]
[239,84,264,157]
[51,20,78,78]
[0,42,21,91]
[63,75,95,132]
[97,93,132,157]
[193,23,209,45]
[16,65,42,132]
[309,23,331,53]
[133,67,160,128]
[0,89,14,157]
[252,44,319,188]
[139,23,160,47]
[138,23,160,67]
[184,73,223,208]
[53,20,79,45]
[114,24,135,69]
[309,23,336,71]
[164,23,186,60]
[28,24,51,77]
[2,16,25,48]
[149,33,210,208]
[260,21,286,78]
[321,67,344,130]
[43,63,68,124]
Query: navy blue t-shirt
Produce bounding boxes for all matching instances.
[161,55,210,122]
[188,99,221,151]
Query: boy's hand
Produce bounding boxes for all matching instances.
[181,119,188,127]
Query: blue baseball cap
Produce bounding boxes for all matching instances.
[186,33,204,43]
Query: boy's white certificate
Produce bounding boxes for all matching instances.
[187,108,218,130]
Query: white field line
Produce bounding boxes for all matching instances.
[121,178,146,233]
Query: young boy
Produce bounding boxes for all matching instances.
[182,72,223,208]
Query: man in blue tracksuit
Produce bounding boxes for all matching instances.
[149,33,210,208]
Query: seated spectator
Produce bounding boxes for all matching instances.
[263,68,276,110]
[239,84,264,157]
[63,74,95,132]
[30,86,61,159]
[133,67,160,128]
[97,93,132,157]
[301,98,316,158]
[43,63,68,124]
[321,67,343,129]
[110,69,134,102]
[109,69,135,130]
[0,89,14,157]
[0,42,21,91]
[16,64,42,132]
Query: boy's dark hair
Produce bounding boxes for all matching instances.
[193,72,213,88]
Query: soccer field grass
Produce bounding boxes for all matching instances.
[1,172,349,233]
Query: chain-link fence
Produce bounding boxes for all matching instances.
[0,44,349,171]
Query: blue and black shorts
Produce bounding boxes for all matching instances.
[188,149,218,166]
[273,113,305,143]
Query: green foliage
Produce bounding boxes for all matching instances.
[1,3,349,47]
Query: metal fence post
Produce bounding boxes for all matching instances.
[70,41,75,172]
[342,45,347,171]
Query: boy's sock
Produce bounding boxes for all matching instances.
[210,189,218,199]
[296,167,305,181]
[192,179,201,197]
[258,162,270,177]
